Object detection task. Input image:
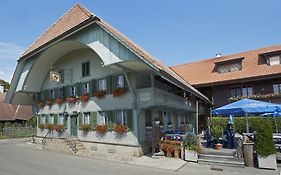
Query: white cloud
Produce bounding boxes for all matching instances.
[0,42,25,60]
[0,42,25,83]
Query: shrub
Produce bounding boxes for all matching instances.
[184,132,201,153]
[255,118,276,156]
[211,125,223,139]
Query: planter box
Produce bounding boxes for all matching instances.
[258,154,277,170]
[184,149,198,162]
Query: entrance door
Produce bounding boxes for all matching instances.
[70,115,78,137]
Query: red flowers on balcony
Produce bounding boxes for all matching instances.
[95,124,108,134]
[93,90,106,99]
[114,124,128,135]
[55,97,63,105]
[80,93,90,102]
[229,93,281,102]
[46,99,53,106]
[113,87,127,97]
[38,101,45,108]
[67,96,77,104]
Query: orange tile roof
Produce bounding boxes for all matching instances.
[171,45,281,87]
[0,93,32,121]
[20,4,209,101]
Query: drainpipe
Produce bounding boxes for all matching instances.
[196,100,199,134]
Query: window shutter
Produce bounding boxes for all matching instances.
[106,76,112,94]
[90,111,97,129]
[76,82,82,96]
[54,114,58,125]
[79,113,83,126]
[127,110,133,131]
[112,75,117,90]
[91,79,97,94]
[63,116,67,128]
[107,111,114,131]
[44,90,49,101]
[63,86,69,100]
[45,115,49,124]
[124,75,128,89]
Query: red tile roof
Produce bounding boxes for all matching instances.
[171,45,281,87]
[0,93,32,121]
[20,4,209,101]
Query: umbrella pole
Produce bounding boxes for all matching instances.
[246,113,249,133]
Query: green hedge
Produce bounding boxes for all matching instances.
[210,116,281,134]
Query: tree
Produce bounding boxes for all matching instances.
[0,79,10,92]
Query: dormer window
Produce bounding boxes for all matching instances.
[215,57,243,74]
[268,55,281,66]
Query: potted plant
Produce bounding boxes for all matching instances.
[80,93,90,102]
[53,124,65,132]
[55,97,63,105]
[79,124,92,132]
[44,123,54,130]
[46,99,53,106]
[167,121,173,128]
[256,119,277,170]
[184,132,201,162]
[38,124,45,130]
[95,124,108,134]
[93,90,106,99]
[67,96,77,104]
[113,87,127,97]
[163,140,174,157]
[114,124,128,135]
[38,101,45,108]
[211,125,223,150]
[173,141,181,159]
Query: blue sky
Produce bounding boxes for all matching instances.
[1,0,281,82]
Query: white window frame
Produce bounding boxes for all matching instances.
[83,82,90,94]
[49,114,54,124]
[98,111,107,125]
[83,113,90,125]
[59,114,64,125]
[40,115,45,124]
[117,75,125,88]
[269,55,281,66]
[116,110,127,126]
[273,83,281,94]
[70,86,76,96]
[82,62,90,77]
[98,79,107,91]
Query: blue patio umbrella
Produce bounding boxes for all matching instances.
[213,99,281,133]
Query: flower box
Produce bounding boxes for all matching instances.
[79,124,92,131]
[67,96,77,104]
[38,124,45,129]
[46,99,53,106]
[53,124,65,132]
[95,124,108,134]
[55,97,63,105]
[44,124,54,130]
[114,124,128,135]
[38,101,45,108]
[113,87,127,97]
[93,90,106,99]
[80,93,90,102]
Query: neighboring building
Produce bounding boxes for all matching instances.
[171,45,281,108]
[0,91,33,121]
[5,4,209,156]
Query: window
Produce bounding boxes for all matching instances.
[116,110,127,126]
[83,82,90,94]
[40,115,45,124]
[70,86,76,96]
[273,83,281,94]
[59,114,64,125]
[82,62,90,77]
[231,87,241,97]
[98,79,107,91]
[49,114,54,124]
[98,111,107,125]
[217,62,242,74]
[50,90,55,99]
[117,75,125,88]
[231,86,252,97]
[59,88,63,98]
[83,113,90,124]
[268,55,281,66]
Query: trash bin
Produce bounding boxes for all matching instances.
[243,143,254,167]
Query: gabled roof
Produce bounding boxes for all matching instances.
[0,93,32,121]
[171,45,281,87]
[20,4,209,102]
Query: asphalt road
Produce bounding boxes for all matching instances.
[0,139,279,175]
